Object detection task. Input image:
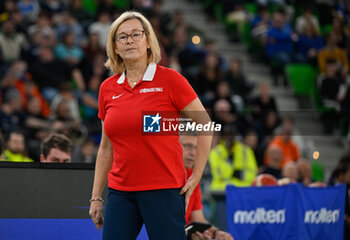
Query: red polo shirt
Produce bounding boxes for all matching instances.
[98,64,198,191]
[185,168,203,224]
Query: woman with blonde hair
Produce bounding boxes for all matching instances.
[89,11,212,240]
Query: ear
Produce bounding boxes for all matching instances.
[40,154,45,163]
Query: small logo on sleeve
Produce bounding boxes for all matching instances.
[143,113,161,132]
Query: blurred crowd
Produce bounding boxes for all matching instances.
[0,0,350,235]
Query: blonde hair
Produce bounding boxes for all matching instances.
[105,11,161,74]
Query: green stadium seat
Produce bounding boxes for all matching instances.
[285,64,317,96]
[311,160,324,182]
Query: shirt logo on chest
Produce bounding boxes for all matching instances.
[140,87,163,93]
[112,93,124,99]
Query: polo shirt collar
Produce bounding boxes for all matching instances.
[117,63,157,84]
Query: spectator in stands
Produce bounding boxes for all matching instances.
[212,99,236,127]
[17,0,40,23]
[318,32,349,73]
[251,5,270,40]
[0,88,26,136]
[40,133,72,163]
[0,20,28,67]
[55,31,84,67]
[27,12,55,47]
[40,0,65,15]
[72,138,97,163]
[50,82,81,123]
[295,4,320,35]
[180,134,234,240]
[83,32,104,61]
[209,124,258,190]
[254,110,280,167]
[81,75,100,135]
[281,162,298,181]
[250,82,278,122]
[224,58,254,103]
[97,0,118,17]
[261,145,283,179]
[265,116,300,168]
[29,46,85,102]
[244,130,259,165]
[2,131,34,162]
[24,96,51,160]
[89,11,111,49]
[264,10,296,69]
[296,20,324,64]
[68,0,94,31]
[332,17,347,49]
[296,158,312,186]
[196,52,223,102]
[55,11,84,46]
[318,58,344,103]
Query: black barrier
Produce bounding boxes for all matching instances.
[0,162,107,218]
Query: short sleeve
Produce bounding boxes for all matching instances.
[98,84,106,121]
[167,69,198,111]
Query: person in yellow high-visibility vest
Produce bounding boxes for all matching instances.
[209,124,258,191]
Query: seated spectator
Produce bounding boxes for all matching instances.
[27,12,55,41]
[68,0,94,31]
[55,11,84,46]
[72,138,97,163]
[261,145,283,179]
[296,158,312,186]
[254,110,279,145]
[29,46,85,102]
[180,134,234,240]
[244,130,259,161]
[24,96,51,160]
[0,88,26,136]
[318,32,349,73]
[0,20,28,67]
[251,5,270,40]
[83,32,104,62]
[281,162,298,181]
[88,11,111,49]
[81,75,100,135]
[318,59,344,103]
[55,31,84,67]
[196,52,223,102]
[224,58,254,103]
[250,82,278,122]
[295,4,320,35]
[50,82,81,123]
[296,21,324,64]
[332,17,347,49]
[40,133,72,163]
[264,10,296,67]
[265,116,300,168]
[209,124,258,190]
[17,0,40,23]
[212,99,236,127]
[2,131,34,162]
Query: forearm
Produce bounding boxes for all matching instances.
[91,148,113,198]
[193,134,212,178]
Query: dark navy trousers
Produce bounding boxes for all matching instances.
[102,187,186,240]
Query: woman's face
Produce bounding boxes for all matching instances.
[115,19,149,62]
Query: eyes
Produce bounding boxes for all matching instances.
[115,30,145,43]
